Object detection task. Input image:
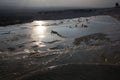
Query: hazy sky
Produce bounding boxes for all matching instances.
[0,0,120,10]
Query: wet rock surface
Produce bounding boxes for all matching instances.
[74,33,110,45]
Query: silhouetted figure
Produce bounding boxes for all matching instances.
[115,2,119,7]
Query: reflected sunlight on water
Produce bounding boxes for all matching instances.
[32,21,47,38]
[31,21,47,47]
[33,21,45,26]
[34,26,46,38]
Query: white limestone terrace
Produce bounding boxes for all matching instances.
[0,15,120,80]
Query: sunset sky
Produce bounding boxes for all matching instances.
[0,0,120,10]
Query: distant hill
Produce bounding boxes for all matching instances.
[0,7,120,26]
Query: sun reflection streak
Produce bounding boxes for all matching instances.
[34,26,46,38]
[32,20,47,39]
[33,21,45,26]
